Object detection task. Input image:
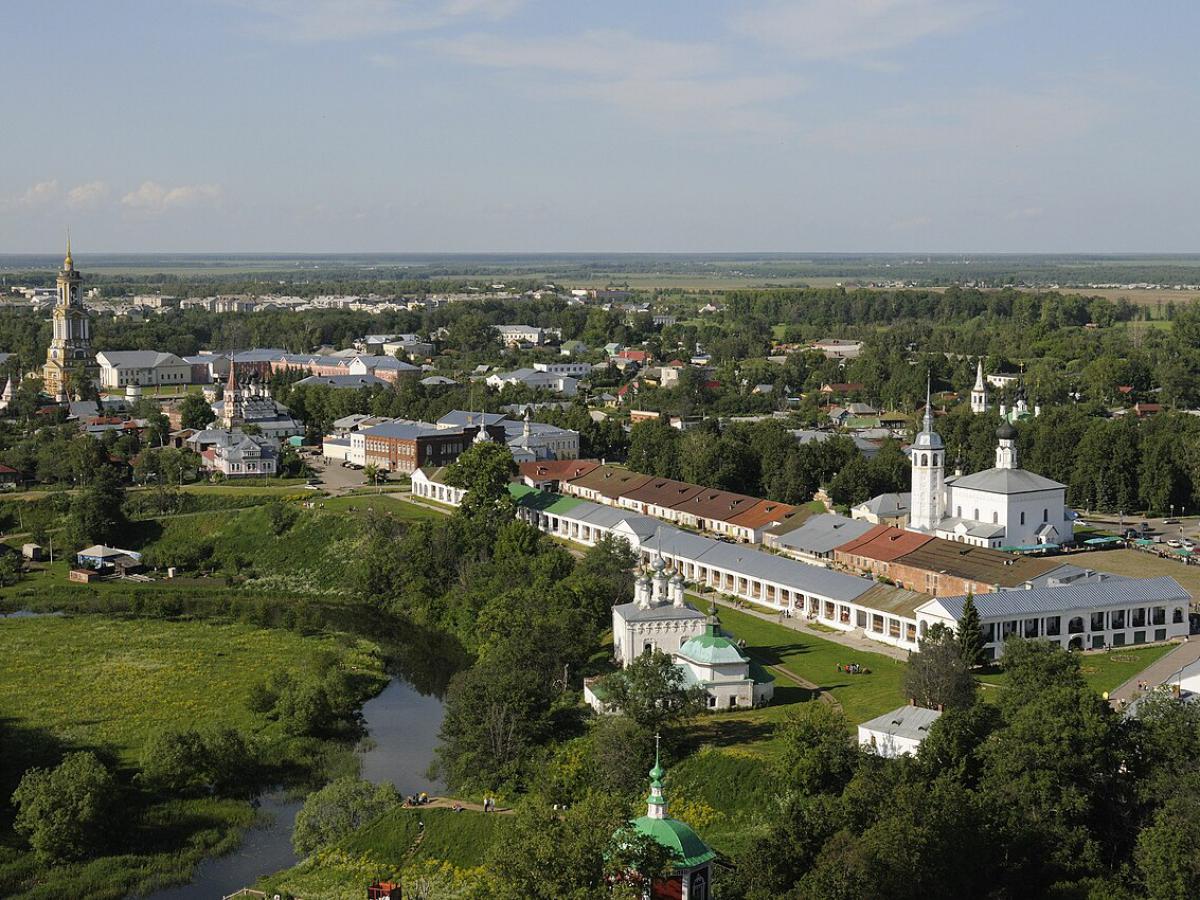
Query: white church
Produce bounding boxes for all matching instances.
[592,555,774,712]
[906,379,1073,549]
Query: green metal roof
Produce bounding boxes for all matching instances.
[507,483,538,501]
[630,815,717,869]
[677,623,747,666]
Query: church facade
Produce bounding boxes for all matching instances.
[905,382,1073,549]
[42,240,96,400]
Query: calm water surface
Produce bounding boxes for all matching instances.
[147,675,446,899]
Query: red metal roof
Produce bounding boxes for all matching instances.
[835,524,934,561]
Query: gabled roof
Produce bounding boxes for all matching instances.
[670,488,761,522]
[519,459,601,484]
[860,705,942,741]
[835,524,935,561]
[619,477,707,508]
[563,464,654,500]
[96,350,187,368]
[950,467,1065,494]
[726,499,797,530]
[919,576,1190,621]
[895,541,1061,587]
[772,514,877,554]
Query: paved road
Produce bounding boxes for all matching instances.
[1108,638,1200,706]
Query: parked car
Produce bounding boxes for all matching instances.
[1167,539,1182,548]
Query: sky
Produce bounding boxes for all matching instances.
[2,1,1197,253]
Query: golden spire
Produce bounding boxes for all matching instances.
[64,228,73,270]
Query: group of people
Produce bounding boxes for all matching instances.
[404,791,430,807]
[837,662,869,675]
[483,796,497,813]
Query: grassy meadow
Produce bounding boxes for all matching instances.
[0,614,386,899]
[0,615,384,765]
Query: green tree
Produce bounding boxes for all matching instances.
[62,464,128,551]
[12,751,119,863]
[445,440,518,527]
[1136,790,1200,900]
[596,649,705,734]
[775,703,860,796]
[956,594,986,669]
[487,792,667,900]
[904,624,977,711]
[178,393,215,430]
[139,727,257,797]
[292,777,401,854]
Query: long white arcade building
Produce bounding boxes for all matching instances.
[412,468,1192,657]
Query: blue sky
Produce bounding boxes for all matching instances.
[2,1,1197,252]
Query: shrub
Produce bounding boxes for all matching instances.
[292,777,400,854]
[12,751,119,863]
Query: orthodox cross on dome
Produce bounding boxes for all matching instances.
[647,732,668,819]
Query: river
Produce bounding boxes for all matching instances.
[147,675,447,899]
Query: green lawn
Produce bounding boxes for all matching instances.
[0,615,384,765]
[318,494,441,521]
[712,607,909,726]
[259,807,506,898]
[976,642,1177,697]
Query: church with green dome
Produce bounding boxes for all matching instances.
[674,609,774,710]
[629,741,716,900]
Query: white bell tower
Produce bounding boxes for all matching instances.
[910,374,945,532]
[970,359,989,414]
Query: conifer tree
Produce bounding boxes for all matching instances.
[957,592,986,669]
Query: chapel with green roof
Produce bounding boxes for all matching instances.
[629,741,716,900]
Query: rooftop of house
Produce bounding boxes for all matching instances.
[835,524,937,562]
[771,513,878,554]
[860,705,943,741]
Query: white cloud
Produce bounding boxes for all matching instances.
[121,182,222,213]
[367,52,400,68]
[66,181,110,210]
[229,0,522,42]
[436,29,720,78]
[436,30,803,133]
[807,85,1107,154]
[18,179,61,207]
[733,0,991,60]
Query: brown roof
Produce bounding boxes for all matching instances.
[671,488,763,522]
[835,524,935,561]
[727,499,798,529]
[895,540,1063,588]
[564,464,654,499]
[520,459,601,483]
[620,477,707,508]
[854,583,933,618]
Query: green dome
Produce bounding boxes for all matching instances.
[631,815,717,869]
[677,624,746,666]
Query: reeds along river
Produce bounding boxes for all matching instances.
[147,670,449,899]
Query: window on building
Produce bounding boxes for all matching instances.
[1020,511,1025,526]
[1152,607,1166,626]
[974,508,979,521]
[1174,608,1185,624]
[1043,508,1049,523]
[1068,616,1084,634]
[1045,616,1060,636]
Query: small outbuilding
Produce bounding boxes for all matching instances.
[858,704,943,758]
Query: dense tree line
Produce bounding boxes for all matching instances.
[725,639,1200,900]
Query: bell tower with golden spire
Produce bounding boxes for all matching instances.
[42,231,95,401]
